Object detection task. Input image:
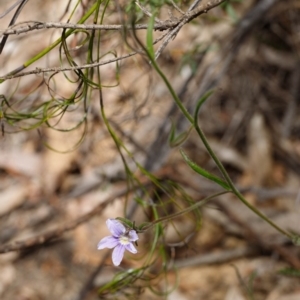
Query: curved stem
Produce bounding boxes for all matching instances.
[193,108,292,239]
[0,3,98,83]
[132,10,293,241]
[138,191,229,232]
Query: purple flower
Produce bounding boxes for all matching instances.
[97,219,139,266]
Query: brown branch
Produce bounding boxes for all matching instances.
[0,31,172,81]
[135,1,163,23]
[172,246,258,268]
[0,0,226,38]
[0,0,29,54]
[155,0,226,59]
[0,187,128,253]
[0,0,226,81]
[0,22,136,36]
[215,199,300,269]
[0,52,137,81]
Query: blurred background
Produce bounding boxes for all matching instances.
[0,0,300,299]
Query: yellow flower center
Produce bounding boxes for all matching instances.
[119,235,130,245]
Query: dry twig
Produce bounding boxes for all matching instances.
[0,187,129,253]
[0,52,137,80]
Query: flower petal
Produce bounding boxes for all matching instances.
[112,244,125,266]
[106,219,125,237]
[124,242,137,254]
[128,230,138,242]
[97,236,118,250]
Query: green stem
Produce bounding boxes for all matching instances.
[193,102,292,239]
[150,59,193,124]
[138,191,229,232]
[142,17,292,240]
[0,3,98,83]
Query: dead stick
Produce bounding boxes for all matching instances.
[0,187,128,253]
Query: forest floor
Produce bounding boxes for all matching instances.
[0,0,300,299]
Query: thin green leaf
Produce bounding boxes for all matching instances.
[116,217,134,229]
[291,233,300,246]
[169,119,193,147]
[193,90,214,123]
[226,4,238,22]
[180,149,231,191]
[278,268,300,278]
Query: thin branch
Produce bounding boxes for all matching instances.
[0,0,25,19]
[214,198,300,269]
[0,0,227,81]
[188,0,204,12]
[0,21,134,36]
[155,21,185,60]
[135,1,163,23]
[169,0,185,15]
[0,0,29,54]
[0,52,137,80]
[172,246,257,269]
[76,251,111,300]
[0,29,176,81]
[0,28,171,81]
[0,0,226,38]
[155,0,226,59]
[0,187,128,253]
